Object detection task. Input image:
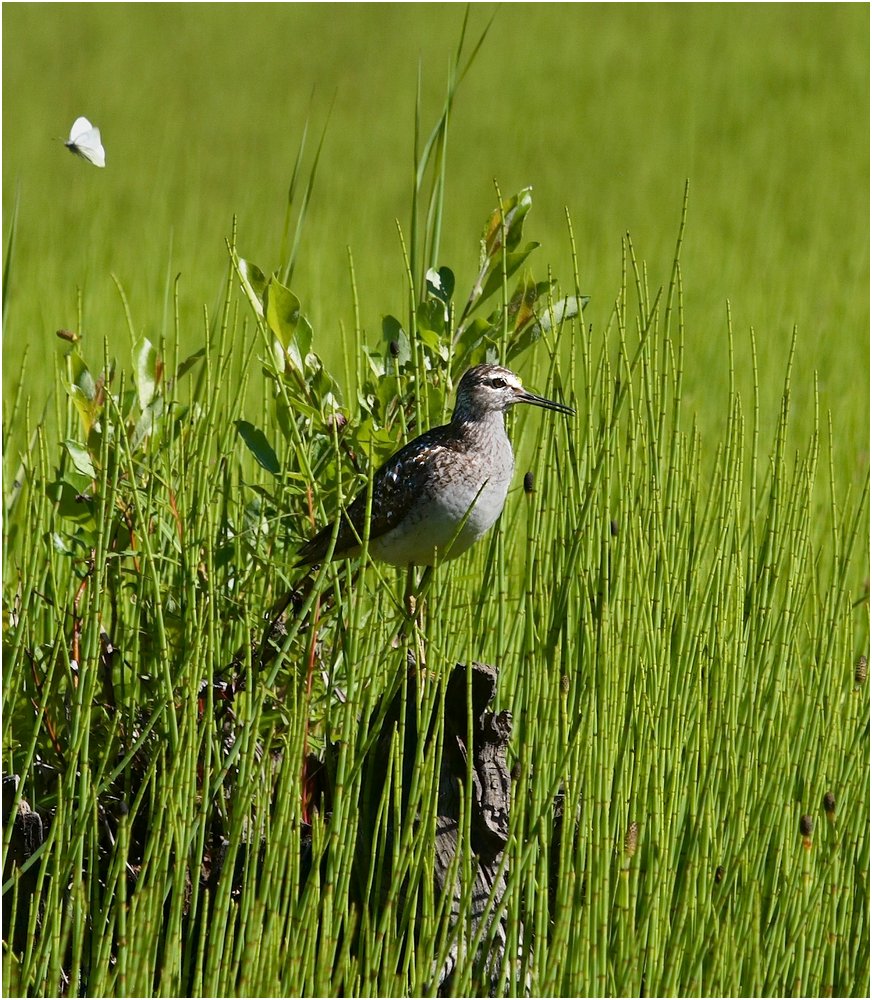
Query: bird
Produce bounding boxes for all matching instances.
[296,364,574,569]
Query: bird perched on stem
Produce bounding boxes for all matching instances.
[297,364,574,570]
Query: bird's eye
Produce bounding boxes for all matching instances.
[490,377,507,389]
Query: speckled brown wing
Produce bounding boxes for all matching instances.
[296,423,456,565]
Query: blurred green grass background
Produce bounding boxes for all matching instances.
[2,2,868,480]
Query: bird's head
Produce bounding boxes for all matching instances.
[452,364,575,421]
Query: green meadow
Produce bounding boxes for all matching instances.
[2,3,869,997]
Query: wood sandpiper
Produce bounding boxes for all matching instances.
[297,364,574,569]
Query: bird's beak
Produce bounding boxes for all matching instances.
[517,388,575,415]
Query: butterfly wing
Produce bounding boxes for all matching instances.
[68,117,93,140]
[65,119,106,167]
[74,128,105,167]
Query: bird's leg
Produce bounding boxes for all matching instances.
[404,565,418,620]
[399,565,432,668]
[404,565,434,623]
[415,565,434,608]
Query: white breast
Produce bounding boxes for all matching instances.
[371,417,515,566]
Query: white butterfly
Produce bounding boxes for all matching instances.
[65,116,105,168]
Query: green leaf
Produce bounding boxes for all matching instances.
[382,315,412,367]
[176,347,205,380]
[477,242,540,308]
[309,363,343,407]
[63,440,97,479]
[236,420,280,475]
[357,417,402,462]
[506,293,589,362]
[362,344,386,379]
[130,397,164,451]
[275,395,294,442]
[483,186,533,257]
[51,532,74,555]
[416,324,448,360]
[237,257,268,319]
[507,274,552,332]
[425,266,455,305]
[535,295,588,334]
[134,336,157,410]
[47,478,98,531]
[416,299,448,341]
[242,495,270,545]
[66,352,107,436]
[70,351,97,401]
[374,374,402,418]
[275,391,321,431]
[68,385,100,437]
[265,279,301,350]
[265,278,313,375]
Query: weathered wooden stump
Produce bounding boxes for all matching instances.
[351,658,518,995]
